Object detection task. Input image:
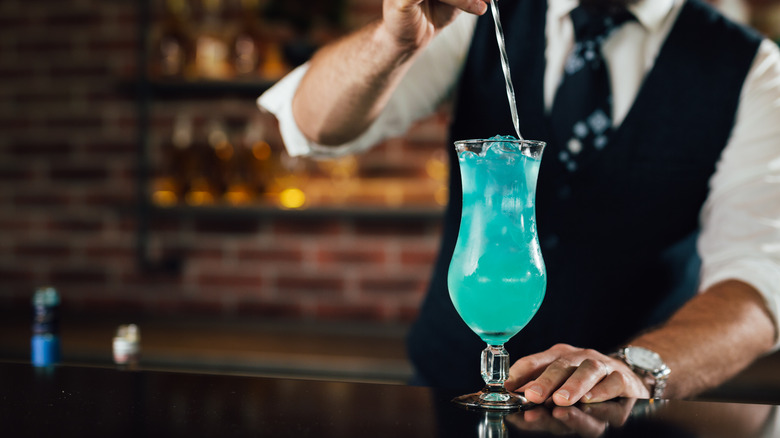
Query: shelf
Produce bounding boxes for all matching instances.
[147,204,445,221]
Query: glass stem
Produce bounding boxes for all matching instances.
[481,344,510,392]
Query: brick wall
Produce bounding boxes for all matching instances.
[2,0,773,324]
[0,0,445,323]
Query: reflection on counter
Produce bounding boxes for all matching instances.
[436,394,779,438]
[5,360,780,438]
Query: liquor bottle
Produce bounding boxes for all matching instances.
[194,0,230,79]
[153,114,195,206]
[241,116,275,202]
[184,119,219,205]
[152,0,195,79]
[31,287,61,367]
[230,0,266,78]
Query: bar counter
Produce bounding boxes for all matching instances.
[2,360,778,438]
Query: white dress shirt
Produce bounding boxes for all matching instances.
[258,0,780,346]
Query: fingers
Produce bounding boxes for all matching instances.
[581,370,627,404]
[506,344,577,392]
[508,345,642,406]
[524,357,577,404]
[440,0,488,15]
[552,358,610,406]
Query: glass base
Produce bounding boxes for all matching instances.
[452,387,533,411]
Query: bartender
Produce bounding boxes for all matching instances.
[259,0,780,405]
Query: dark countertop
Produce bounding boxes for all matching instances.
[2,361,778,438]
[2,310,780,405]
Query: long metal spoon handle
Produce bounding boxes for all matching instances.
[490,0,524,140]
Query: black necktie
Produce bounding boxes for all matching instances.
[551,6,635,172]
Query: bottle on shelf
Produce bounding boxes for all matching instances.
[194,0,231,79]
[153,114,196,206]
[184,119,220,205]
[151,0,195,79]
[242,116,275,202]
[229,0,267,79]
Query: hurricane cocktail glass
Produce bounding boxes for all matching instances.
[448,137,546,410]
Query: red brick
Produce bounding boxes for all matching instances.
[0,167,33,182]
[49,164,108,182]
[0,117,33,130]
[43,10,98,27]
[398,304,422,322]
[316,247,387,266]
[276,274,345,295]
[182,246,225,262]
[10,140,75,157]
[17,40,74,53]
[196,272,263,289]
[236,247,304,264]
[49,64,110,77]
[15,242,71,258]
[358,276,428,295]
[84,244,135,263]
[47,217,104,233]
[13,192,72,207]
[83,191,135,207]
[120,270,183,287]
[83,140,135,155]
[0,266,36,283]
[49,267,108,284]
[68,296,148,314]
[0,219,32,232]
[87,39,137,52]
[148,217,185,233]
[399,247,438,267]
[352,219,435,237]
[0,15,38,29]
[45,116,103,130]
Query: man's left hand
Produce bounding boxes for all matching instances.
[504,344,650,406]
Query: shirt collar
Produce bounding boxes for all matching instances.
[549,0,679,33]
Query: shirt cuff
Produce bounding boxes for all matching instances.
[257,64,401,159]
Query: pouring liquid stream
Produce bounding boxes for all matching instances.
[489,0,523,140]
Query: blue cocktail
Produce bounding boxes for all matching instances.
[448,136,546,410]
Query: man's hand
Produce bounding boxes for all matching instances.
[505,398,636,438]
[505,344,650,406]
[381,0,489,51]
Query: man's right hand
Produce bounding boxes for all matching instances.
[381,0,489,52]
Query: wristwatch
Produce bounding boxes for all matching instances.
[615,346,671,399]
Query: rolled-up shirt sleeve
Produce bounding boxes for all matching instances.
[256,13,477,159]
[698,39,780,347]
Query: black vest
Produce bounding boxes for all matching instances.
[407,0,763,389]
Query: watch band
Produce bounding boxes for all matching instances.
[615,346,671,399]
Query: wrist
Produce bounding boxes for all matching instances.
[614,346,671,399]
[373,20,427,64]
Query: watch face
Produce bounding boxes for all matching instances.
[626,347,663,371]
